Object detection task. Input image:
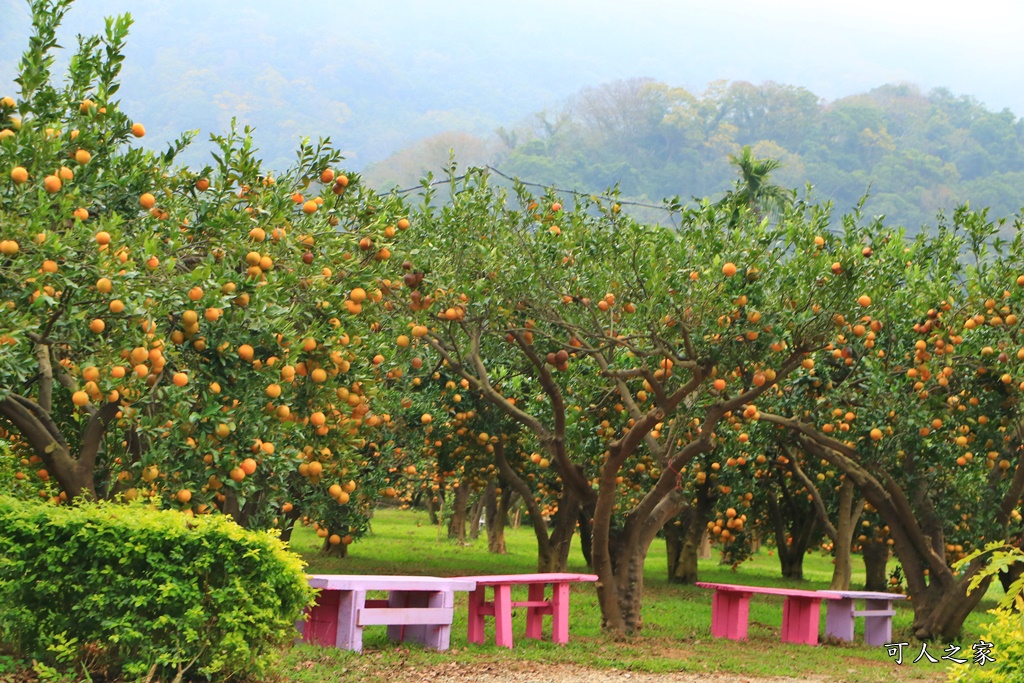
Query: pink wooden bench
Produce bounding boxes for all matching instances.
[823,590,906,646]
[300,574,477,652]
[462,572,598,648]
[696,582,842,645]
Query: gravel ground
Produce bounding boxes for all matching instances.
[396,661,827,683]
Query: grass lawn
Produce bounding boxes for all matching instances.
[272,508,1000,682]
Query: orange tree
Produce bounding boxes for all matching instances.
[0,0,405,545]
[384,166,873,634]
[755,208,1024,639]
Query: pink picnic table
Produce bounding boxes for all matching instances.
[301,574,477,652]
[823,590,906,646]
[697,582,842,645]
[461,572,598,648]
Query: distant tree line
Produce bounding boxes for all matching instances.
[368,79,1024,233]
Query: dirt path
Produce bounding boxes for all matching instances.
[390,660,936,683]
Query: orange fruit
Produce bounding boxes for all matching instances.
[95,231,111,245]
[131,123,145,137]
[89,319,105,333]
[43,175,62,193]
[188,286,203,301]
[302,200,318,214]
[229,467,245,482]
[397,335,410,348]
[172,372,188,387]
[320,168,334,183]
[265,383,282,398]
[858,295,872,307]
[195,178,210,191]
[57,166,73,180]
[310,411,327,427]
[146,256,159,270]
[722,262,737,277]
[73,207,89,221]
[420,413,432,424]
[139,192,156,209]
[870,428,883,441]
[238,344,254,361]
[240,458,258,475]
[10,166,28,184]
[713,378,727,391]
[204,307,220,322]
[397,218,410,230]
[350,287,367,303]
[72,391,89,407]
[96,277,112,293]
[176,489,192,504]
[74,149,91,165]
[134,364,149,378]
[41,260,58,273]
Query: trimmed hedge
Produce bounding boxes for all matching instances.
[0,497,314,681]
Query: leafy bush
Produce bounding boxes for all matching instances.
[949,543,1024,682]
[0,496,314,681]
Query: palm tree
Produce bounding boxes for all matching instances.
[719,145,793,222]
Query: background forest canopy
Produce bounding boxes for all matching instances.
[365,78,1024,234]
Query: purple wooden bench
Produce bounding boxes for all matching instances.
[300,574,477,652]
[823,590,906,646]
[697,582,842,645]
[462,572,598,648]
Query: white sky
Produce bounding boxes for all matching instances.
[1,0,1022,164]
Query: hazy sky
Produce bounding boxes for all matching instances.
[2,0,1022,166]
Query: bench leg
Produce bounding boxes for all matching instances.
[303,589,340,647]
[711,591,750,640]
[467,587,487,645]
[336,589,365,651]
[425,590,454,650]
[550,582,570,644]
[824,598,855,642]
[862,599,893,646]
[494,584,514,648]
[525,583,545,639]
[781,598,820,645]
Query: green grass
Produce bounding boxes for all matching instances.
[274,508,999,682]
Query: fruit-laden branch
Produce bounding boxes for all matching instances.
[0,394,76,491]
[77,400,121,478]
[784,444,863,543]
[493,439,553,556]
[996,421,1024,527]
[758,411,953,590]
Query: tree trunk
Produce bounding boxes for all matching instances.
[447,479,471,541]
[468,489,484,541]
[862,540,889,592]
[485,484,512,554]
[667,481,715,583]
[541,491,580,572]
[765,489,818,581]
[578,505,594,567]
[426,491,440,526]
[998,562,1024,596]
[277,505,303,544]
[828,480,862,590]
[320,535,349,558]
[698,530,712,559]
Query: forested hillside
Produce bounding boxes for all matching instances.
[366,79,1024,231]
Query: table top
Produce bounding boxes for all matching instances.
[307,574,477,592]
[696,582,837,600]
[823,590,907,601]
[460,572,599,585]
